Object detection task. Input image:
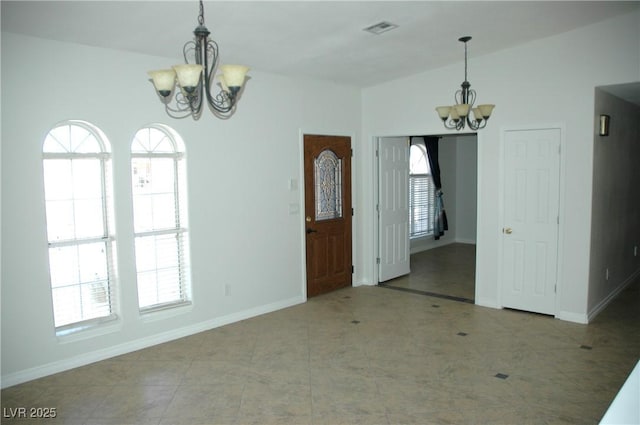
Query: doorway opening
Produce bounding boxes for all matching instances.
[376,134,478,303]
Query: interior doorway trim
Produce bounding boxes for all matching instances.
[373,132,481,303]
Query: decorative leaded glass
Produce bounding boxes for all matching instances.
[314,149,343,221]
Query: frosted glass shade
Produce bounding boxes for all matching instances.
[220,65,249,88]
[449,107,460,121]
[148,69,176,94]
[173,64,203,90]
[435,106,451,120]
[478,104,495,118]
[472,107,482,121]
[218,74,229,92]
[454,104,470,117]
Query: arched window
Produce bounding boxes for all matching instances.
[409,142,435,238]
[131,125,191,312]
[42,121,117,332]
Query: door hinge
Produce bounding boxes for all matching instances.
[351,265,354,274]
[352,207,354,216]
[376,257,381,265]
[375,149,379,157]
[351,148,354,157]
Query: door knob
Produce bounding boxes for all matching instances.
[306,228,318,234]
[503,227,513,234]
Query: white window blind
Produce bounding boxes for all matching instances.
[131,125,191,312]
[42,121,118,332]
[409,143,435,238]
[409,175,435,237]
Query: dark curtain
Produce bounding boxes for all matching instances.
[422,136,448,240]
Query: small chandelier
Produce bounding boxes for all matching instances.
[148,0,250,120]
[435,36,494,131]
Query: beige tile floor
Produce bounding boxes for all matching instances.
[381,243,476,302]
[2,276,639,425]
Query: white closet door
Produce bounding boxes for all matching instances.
[501,127,560,315]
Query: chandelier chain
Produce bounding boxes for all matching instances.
[198,0,205,26]
[463,41,468,82]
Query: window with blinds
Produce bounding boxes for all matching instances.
[131,125,191,312]
[42,121,118,333]
[409,143,435,238]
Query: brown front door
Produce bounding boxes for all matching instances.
[304,134,352,297]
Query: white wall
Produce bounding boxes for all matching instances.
[0,33,361,386]
[454,135,478,244]
[588,89,640,318]
[359,10,640,319]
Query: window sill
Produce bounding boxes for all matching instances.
[139,301,193,323]
[56,316,121,344]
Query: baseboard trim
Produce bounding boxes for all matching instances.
[475,297,501,309]
[587,269,640,323]
[1,295,305,389]
[557,310,589,324]
[455,238,477,245]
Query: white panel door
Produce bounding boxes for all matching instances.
[378,137,410,282]
[501,128,561,315]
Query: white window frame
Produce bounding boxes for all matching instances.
[409,143,435,239]
[42,120,118,335]
[131,124,191,313]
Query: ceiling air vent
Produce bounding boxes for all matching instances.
[363,21,399,35]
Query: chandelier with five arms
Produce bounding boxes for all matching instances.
[435,36,495,131]
[148,0,250,120]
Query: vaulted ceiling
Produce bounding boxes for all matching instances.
[2,1,639,88]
